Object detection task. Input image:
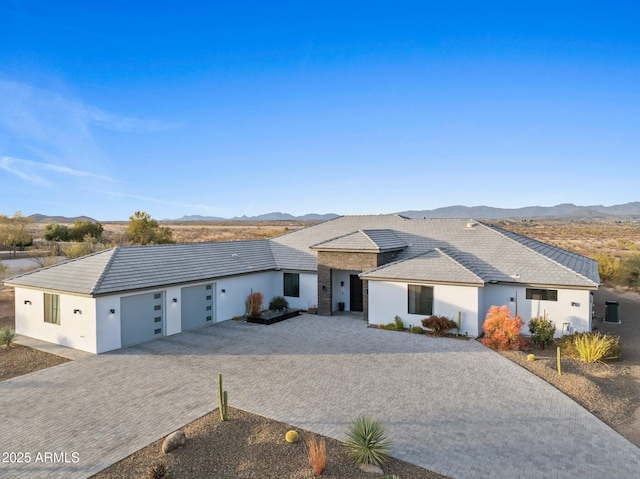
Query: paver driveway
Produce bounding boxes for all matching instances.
[2,314,639,479]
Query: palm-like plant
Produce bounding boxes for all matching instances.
[0,328,16,349]
[344,415,390,466]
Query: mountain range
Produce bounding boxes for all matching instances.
[26,202,640,223]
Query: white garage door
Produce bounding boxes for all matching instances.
[121,291,164,347]
[181,283,215,330]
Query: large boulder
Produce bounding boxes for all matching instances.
[162,430,186,454]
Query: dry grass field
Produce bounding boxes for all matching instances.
[19,218,640,261]
[487,219,640,259]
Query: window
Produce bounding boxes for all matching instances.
[526,288,558,301]
[44,293,61,325]
[283,273,300,297]
[408,285,433,315]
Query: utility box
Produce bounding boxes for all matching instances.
[604,301,621,323]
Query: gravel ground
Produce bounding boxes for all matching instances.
[89,407,448,479]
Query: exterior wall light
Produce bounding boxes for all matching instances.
[221,289,226,293]
[173,298,178,303]
[109,309,116,314]
[24,300,32,305]
[74,309,82,314]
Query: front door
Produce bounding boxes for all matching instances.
[350,274,363,312]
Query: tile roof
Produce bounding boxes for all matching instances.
[4,215,599,295]
[311,229,406,252]
[6,240,275,296]
[361,248,485,284]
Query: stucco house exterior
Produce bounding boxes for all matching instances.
[4,215,599,353]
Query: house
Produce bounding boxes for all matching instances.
[3,215,599,353]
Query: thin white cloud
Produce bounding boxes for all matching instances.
[103,191,214,211]
[0,156,118,187]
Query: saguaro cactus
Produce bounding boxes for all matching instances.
[218,373,229,421]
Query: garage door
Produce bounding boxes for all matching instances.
[181,283,215,331]
[121,291,164,347]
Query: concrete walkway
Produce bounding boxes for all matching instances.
[1,314,639,479]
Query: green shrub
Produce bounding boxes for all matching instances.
[0,328,16,349]
[410,326,423,334]
[344,415,390,466]
[384,323,397,331]
[528,314,556,349]
[383,476,401,479]
[394,315,404,330]
[573,332,621,362]
[268,296,289,310]
[422,315,458,336]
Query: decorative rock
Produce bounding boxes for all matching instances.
[285,430,299,443]
[359,463,384,474]
[162,430,186,454]
[527,354,536,362]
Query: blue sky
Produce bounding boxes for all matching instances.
[1,1,638,220]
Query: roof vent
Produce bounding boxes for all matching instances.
[466,221,476,229]
[231,253,239,259]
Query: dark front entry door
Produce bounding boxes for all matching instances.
[350,274,363,312]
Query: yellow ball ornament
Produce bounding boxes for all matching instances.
[527,354,536,362]
[285,430,299,443]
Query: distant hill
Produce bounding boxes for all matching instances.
[28,214,98,223]
[398,202,640,220]
[174,212,339,221]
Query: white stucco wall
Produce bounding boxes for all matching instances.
[95,295,121,353]
[332,270,356,311]
[15,287,98,353]
[279,271,317,310]
[215,272,279,321]
[480,284,594,336]
[367,280,481,336]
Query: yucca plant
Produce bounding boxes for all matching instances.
[344,415,390,466]
[0,328,16,349]
[307,433,326,476]
[574,332,620,363]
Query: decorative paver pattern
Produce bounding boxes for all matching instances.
[2,315,639,478]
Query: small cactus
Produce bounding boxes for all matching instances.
[218,374,229,421]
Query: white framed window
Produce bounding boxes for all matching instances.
[44,293,61,325]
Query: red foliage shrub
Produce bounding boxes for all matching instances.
[482,305,526,350]
[422,315,458,336]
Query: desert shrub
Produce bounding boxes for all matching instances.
[64,242,91,259]
[619,254,640,290]
[528,314,556,349]
[410,326,423,334]
[0,328,16,349]
[307,433,326,476]
[421,315,457,336]
[269,296,289,310]
[573,332,621,362]
[394,315,404,330]
[384,323,397,331]
[377,323,385,329]
[383,476,401,479]
[147,463,167,479]
[481,305,526,351]
[245,291,264,318]
[594,253,620,283]
[344,415,390,466]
